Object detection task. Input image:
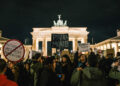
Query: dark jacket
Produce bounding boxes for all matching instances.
[5,68,15,81]
[62,63,72,86]
[79,67,107,86]
[38,67,61,86]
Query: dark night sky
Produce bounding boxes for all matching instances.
[0,0,120,44]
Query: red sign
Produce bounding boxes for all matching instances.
[3,39,25,62]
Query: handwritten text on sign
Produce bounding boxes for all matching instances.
[78,43,90,52]
[3,40,25,62]
[51,34,69,49]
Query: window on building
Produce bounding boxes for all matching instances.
[69,41,73,51]
[39,41,42,52]
[47,41,52,56]
[78,41,81,44]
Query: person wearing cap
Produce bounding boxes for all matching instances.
[0,59,18,86]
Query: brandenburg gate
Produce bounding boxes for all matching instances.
[31,15,89,56]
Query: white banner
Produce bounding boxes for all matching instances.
[78,43,90,52]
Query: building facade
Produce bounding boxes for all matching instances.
[31,15,89,56]
[92,29,120,57]
[0,30,32,61]
[0,30,9,59]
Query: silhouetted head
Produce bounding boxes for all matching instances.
[62,54,71,64]
[0,59,7,73]
[88,54,98,67]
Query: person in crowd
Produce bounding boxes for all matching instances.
[17,61,33,86]
[74,50,79,67]
[30,53,44,86]
[76,54,87,69]
[71,54,87,85]
[73,49,82,68]
[109,58,120,85]
[99,53,114,77]
[5,62,15,81]
[71,54,107,86]
[0,59,18,86]
[37,57,61,86]
[24,60,34,86]
[55,57,63,74]
[70,54,87,86]
[96,54,101,62]
[2,49,120,86]
[24,60,31,72]
[97,53,118,86]
[61,55,73,86]
[116,52,120,59]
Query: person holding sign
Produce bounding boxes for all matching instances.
[76,54,87,70]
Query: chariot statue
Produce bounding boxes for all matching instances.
[53,15,67,27]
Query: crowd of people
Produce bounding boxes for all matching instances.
[0,50,120,86]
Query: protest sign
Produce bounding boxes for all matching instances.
[78,43,90,52]
[3,39,25,62]
[51,34,69,49]
[104,48,115,57]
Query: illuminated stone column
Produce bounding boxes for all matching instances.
[103,44,107,50]
[103,44,106,50]
[118,43,120,52]
[111,42,117,57]
[42,38,45,55]
[116,42,119,54]
[100,46,101,50]
[36,39,39,51]
[75,38,78,51]
[101,45,104,50]
[98,47,100,49]
[32,38,36,50]
[73,38,75,52]
[107,43,110,49]
[102,45,104,50]
[110,42,112,49]
[106,43,108,49]
[52,48,56,55]
[81,38,84,43]
[43,38,47,56]
[45,39,47,56]
[84,38,87,43]
[1,46,7,61]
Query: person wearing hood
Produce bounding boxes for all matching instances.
[80,54,107,86]
[71,54,107,86]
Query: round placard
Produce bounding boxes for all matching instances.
[3,39,25,62]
